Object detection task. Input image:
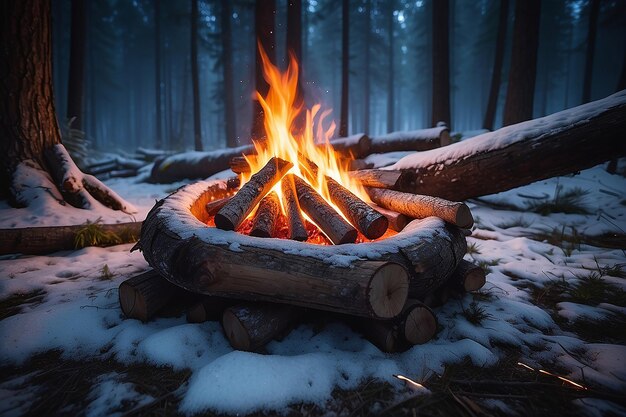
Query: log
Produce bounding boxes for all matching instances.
[281,175,308,241]
[215,157,292,230]
[186,296,234,323]
[119,270,184,322]
[250,191,281,237]
[370,204,409,232]
[350,300,438,352]
[222,302,302,351]
[205,196,233,217]
[140,179,467,317]
[387,90,626,200]
[368,126,450,154]
[291,174,357,244]
[148,144,255,183]
[326,176,388,239]
[450,260,486,292]
[0,221,142,255]
[324,133,372,159]
[366,187,474,229]
[229,155,250,175]
[349,169,418,191]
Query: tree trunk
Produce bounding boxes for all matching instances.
[502,0,541,126]
[377,91,626,201]
[286,0,305,134]
[190,0,203,151]
[582,0,600,104]
[251,0,276,141]
[363,0,371,134]
[66,0,86,130]
[432,0,451,128]
[483,0,509,131]
[387,1,395,133]
[0,0,61,194]
[221,0,237,147]
[155,0,163,148]
[339,0,350,137]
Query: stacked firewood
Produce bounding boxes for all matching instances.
[120,152,485,352]
[119,258,485,353]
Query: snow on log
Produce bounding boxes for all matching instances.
[368,126,450,154]
[291,174,357,244]
[366,187,474,229]
[0,221,142,255]
[138,179,467,318]
[386,90,626,201]
[281,176,308,241]
[326,176,388,239]
[222,302,302,352]
[215,157,292,230]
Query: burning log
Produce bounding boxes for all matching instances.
[291,174,357,244]
[186,296,234,323]
[205,196,233,217]
[366,188,474,229]
[349,169,417,191]
[325,177,388,239]
[222,302,302,351]
[368,126,450,154]
[281,175,308,241]
[370,204,409,232]
[351,299,438,352]
[250,191,281,237]
[215,157,292,230]
[229,155,251,174]
[119,270,184,322]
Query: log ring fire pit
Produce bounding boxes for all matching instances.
[138,178,467,320]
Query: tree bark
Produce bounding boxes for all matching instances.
[503,0,541,126]
[250,191,281,238]
[382,91,626,201]
[292,175,357,244]
[190,0,203,151]
[483,0,509,131]
[66,0,86,130]
[0,221,142,256]
[340,0,350,137]
[252,0,276,141]
[221,0,237,147]
[387,0,395,133]
[281,175,308,241]
[138,179,467,317]
[215,158,291,231]
[366,188,474,229]
[326,177,388,239]
[582,0,600,104]
[363,0,371,134]
[369,127,450,154]
[432,0,451,128]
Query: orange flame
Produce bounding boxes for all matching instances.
[242,43,369,220]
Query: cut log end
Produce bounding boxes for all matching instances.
[403,305,438,344]
[368,263,409,319]
[119,281,148,322]
[221,309,251,351]
[455,204,474,229]
[363,215,389,240]
[462,265,487,292]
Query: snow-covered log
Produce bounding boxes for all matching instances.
[368,126,450,154]
[384,90,626,201]
[137,179,467,318]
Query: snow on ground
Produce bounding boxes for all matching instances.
[0,149,625,416]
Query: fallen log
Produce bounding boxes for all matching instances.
[292,174,357,244]
[366,187,474,229]
[119,270,184,322]
[368,126,450,154]
[139,179,467,318]
[387,90,626,200]
[222,302,302,351]
[281,175,308,241]
[326,177,388,239]
[215,157,292,230]
[0,221,142,255]
[250,191,281,237]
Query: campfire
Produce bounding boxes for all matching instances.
[125,47,484,353]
